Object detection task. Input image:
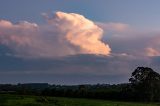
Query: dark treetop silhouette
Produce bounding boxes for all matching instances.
[0,67,160,102]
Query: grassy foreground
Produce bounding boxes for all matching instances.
[0,94,159,106]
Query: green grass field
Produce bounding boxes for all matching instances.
[0,94,159,106]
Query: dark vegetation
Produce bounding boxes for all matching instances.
[0,67,160,102]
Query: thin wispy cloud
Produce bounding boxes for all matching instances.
[97,22,130,33]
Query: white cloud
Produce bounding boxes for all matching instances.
[0,12,111,58]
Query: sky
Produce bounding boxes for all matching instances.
[0,0,160,84]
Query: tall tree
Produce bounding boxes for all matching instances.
[129,67,160,102]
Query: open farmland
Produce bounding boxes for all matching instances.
[0,94,159,106]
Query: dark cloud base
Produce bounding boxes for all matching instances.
[0,54,159,84]
[0,73,128,85]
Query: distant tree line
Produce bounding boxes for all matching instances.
[0,67,160,102]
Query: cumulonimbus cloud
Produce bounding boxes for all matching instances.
[0,11,111,58]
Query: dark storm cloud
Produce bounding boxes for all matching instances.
[0,54,157,84]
